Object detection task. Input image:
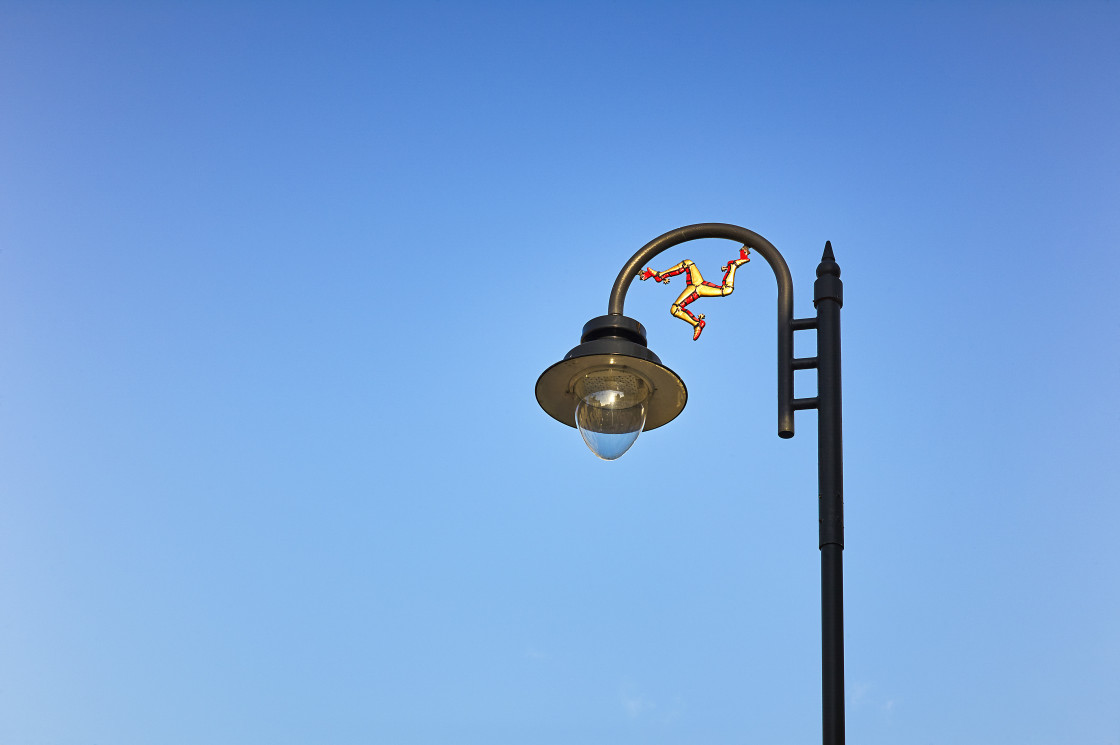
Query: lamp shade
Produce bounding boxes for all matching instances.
[535,315,687,433]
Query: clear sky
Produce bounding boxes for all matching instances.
[1,2,1118,744]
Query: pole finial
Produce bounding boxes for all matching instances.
[816,241,840,278]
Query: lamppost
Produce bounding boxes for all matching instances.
[535,223,845,745]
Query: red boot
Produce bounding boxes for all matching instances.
[722,247,751,272]
[692,318,706,341]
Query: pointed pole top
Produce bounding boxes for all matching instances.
[816,240,840,278]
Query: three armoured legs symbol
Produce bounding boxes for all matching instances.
[639,245,751,340]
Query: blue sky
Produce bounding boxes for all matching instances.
[1,2,1118,743]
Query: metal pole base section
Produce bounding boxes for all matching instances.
[821,544,845,745]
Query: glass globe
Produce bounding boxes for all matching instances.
[574,368,650,460]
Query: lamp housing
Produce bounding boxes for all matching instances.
[535,315,687,443]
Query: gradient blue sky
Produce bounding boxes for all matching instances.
[2,2,1118,744]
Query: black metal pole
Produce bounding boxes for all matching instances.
[814,242,844,745]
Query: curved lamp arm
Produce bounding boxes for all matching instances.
[607,223,796,438]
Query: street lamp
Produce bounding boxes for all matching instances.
[534,223,846,745]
